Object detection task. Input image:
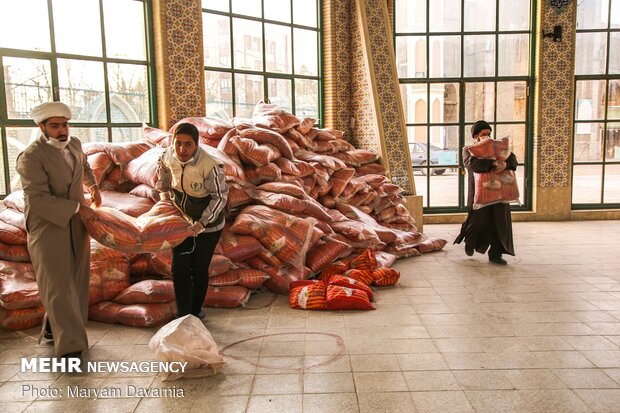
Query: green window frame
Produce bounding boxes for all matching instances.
[572,0,620,208]
[394,0,535,213]
[201,0,322,122]
[0,0,157,196]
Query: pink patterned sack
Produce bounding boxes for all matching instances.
[465,137,510,161]
[473,169,520,209]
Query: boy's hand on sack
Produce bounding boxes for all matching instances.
[189,221,205,236]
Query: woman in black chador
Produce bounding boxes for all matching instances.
[454,120,517,265]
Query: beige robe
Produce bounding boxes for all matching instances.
[16,136,96,357]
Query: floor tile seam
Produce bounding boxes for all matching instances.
[461,387,588,401]
[601,369,620,386]
[566,387,607,411]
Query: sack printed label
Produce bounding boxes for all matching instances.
[297,286,309,309]
[270,236,286,252]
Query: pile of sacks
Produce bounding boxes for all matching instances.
[0,102,447,330]
[0,261,43,329]
[88,280,177,328]
[0,191,44,329]
[0,195,255,329]
[290,248,400,311]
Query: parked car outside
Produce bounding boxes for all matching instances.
[409,142,459,175]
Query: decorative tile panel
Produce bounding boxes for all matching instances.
[352,0,413,193]
[322,0,352,137]
[350,0,377,152]
[536,2,576,187]
[154,0,205,130]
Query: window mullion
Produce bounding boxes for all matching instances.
[47,0,60,101]
[0,54,8,192]
[145,0,158,127]
[291,0,297,116]
[494,0,499,125]
[98,0,113,141]
[261,0,268,103]
[228,6,236,117]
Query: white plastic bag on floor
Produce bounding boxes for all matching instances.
[149,314,225,381]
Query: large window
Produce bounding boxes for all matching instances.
[0,0,155,196]
[572,0,620,207]
[395,0,533,212]
[202,0,321,120]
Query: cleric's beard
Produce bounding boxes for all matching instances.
[45,133,71,149]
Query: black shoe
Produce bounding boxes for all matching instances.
[489,256,507,265]
[194,310,206,320]
[44,320,53,341]
[465,244,474,256]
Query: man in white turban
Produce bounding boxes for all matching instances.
[30,101,72,125]
[16,101,101,360]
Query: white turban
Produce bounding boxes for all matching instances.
[31,102,72,124]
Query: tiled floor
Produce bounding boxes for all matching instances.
[2,220,620,412]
